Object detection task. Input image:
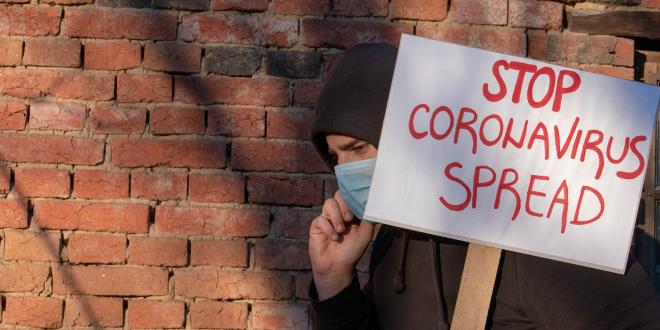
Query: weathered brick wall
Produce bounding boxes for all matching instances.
[0,0,655,329]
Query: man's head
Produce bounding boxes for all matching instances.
[310,43,398,167]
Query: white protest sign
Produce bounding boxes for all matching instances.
[364,34,660,274]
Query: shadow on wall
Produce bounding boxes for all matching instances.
[0,0,382,328]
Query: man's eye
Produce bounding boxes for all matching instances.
[354,145,366,153]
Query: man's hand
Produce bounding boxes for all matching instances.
[309,191,375,300]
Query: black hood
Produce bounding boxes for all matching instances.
[310,43,398,167]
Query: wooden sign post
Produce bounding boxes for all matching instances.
[451,244,501,330]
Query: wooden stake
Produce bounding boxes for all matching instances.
[451,243,502,330]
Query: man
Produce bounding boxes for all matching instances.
[308,43,660,329]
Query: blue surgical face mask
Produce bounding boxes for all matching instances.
[334,157,377,222]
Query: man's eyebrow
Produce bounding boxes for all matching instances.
[337,139,362,151]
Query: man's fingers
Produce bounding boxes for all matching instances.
[321,198,346,233]
[333,191,355,221]
[311,216,339,241]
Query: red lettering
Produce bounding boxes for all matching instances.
[430,106,454,140]
[554,117,580,159]
[571,185,604,226]
[606,136,629,164]
[454,107,478,154]
[494,168,521,221]
[479,114,504,146]
[617,135,648,180]
[579,130,605,180]
[509,61,538,104]
[570,130,583,159]
[439,162,471,211]
[525,175,549,217]
[547,180,570,234]
[409,104,429,139]
[553,70,581,112]
[472,165,497,208]
[483,60,509,102]
[527,67,556,108]
[503,118,528,149]
[527,122,550,160]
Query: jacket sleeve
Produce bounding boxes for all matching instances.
[493,252,660,330]
[309,274,378,330]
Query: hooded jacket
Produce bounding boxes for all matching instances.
[309,43,660,329]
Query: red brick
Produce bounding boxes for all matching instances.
[0,101,26,130]
[68,233,126,264]
[73,170,129,199]
[128,236,187,266]
[4,229,61,262]
[293,80,321,108]
[0,263,49,293]
[452,0,507,25]
[0,7,61,36]
[175,76,288,106]
[208,106,265,137]
[14,167,70,198]
[4,297,63,328]
[0,199,28,228]
[0,39,23,66]
[0,135,103,165]
[267,110,313,140]
[468,26,526,57]
[90,105,147,134]
[392,0,447,20]
[614,38,634,67]
[53,265,169,296]
[581,65,634,80]
[332,0,388,16]
[252,302,308,330]
[128,300,184,329]
[527,32,614,64]
[302,18,413,48]
[643,0,660,8]
[255,240,310,270]
[295,273,312,299]
[112,138,226,168]
[248,175,324,206]
[131,171,187,200]
[274,209,315,239]
[416,22,470,45]
[324,177,338,200]
[156,205,269,237]
[150,106,205,135]
[64,296,123,327]
[85,41,141,70]
[0,68,114,100]
[0,0,29,3]
[63,8,177,40]
[211,0,268,11]
[273,0,330,15]
[181,13,297,47]
[509,0,563,30]
[144,42,201,73]
[174,270,292,299]
[118,73,172,103]
[34,200,149,233]
[23,39,81,67]
[232,140,328,173]
[28,100,86,131]
[189,172,244,203]
[190,301,248,329]
[191,239,248,267]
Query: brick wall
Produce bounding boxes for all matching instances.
[0,0,655,329]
